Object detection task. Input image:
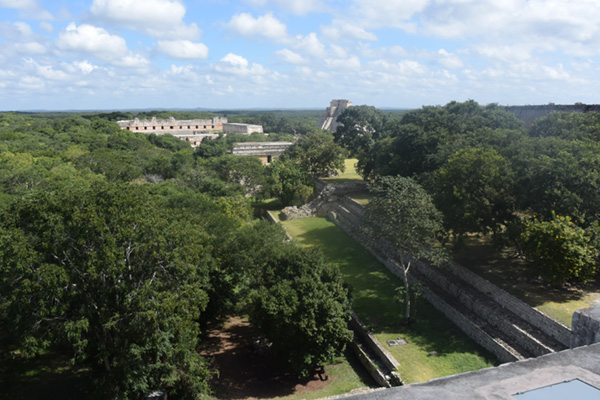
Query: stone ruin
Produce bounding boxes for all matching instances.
[318,99,352,132]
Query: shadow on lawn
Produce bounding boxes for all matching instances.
[202,317,375,400]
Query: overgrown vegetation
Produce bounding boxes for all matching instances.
[0,112,353,399]
[334,101,600,285]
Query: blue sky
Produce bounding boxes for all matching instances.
[1,0,599,110]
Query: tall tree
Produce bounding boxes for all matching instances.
[0,182,216,399]
[432,147,515,237]
[363,176,446,323]
[248,246,353,377]
[283,131,348,177]
[333,105,388,157]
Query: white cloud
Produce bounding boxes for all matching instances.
[276,48,307,64]
[0,0,52,19]
[21,42,47,54]
[225,13,288,43]
[322,20,378,42]
[39,21,54,34]
[113,54,151,69]
[350,0,430,28]
[36,64,69,81]
[214,53,268,76]
[90,0,200,39]
[325,55,361,70]
[437,49,463,69]
[74,60,98,74]
[57,23,128,61]
[243,0,324,15]
[156,40,209,59]
[0,0,37,9]
[293,33,326,57]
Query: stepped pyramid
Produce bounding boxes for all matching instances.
[318,99,352,132]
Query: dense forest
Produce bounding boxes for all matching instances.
[334,101,600,285]
[0,112,351,399]
[1,101,599,398]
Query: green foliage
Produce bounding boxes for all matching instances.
[364,176,445,263]
[0,181,216,399]
[529,111,600,141]
[519,213,598,284]
[432,147,515,236]
[249,246,352,377]
[365,101,525,179]
[263,158,314,206]
[333,105,388,157]
[284,131,348,177]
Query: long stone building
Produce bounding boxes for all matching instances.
[117,116,227,133]
[230,142,292,164]
[116,117,264,147]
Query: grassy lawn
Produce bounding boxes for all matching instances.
[322,159,363,183]
[0,349,92,400]
[453,235,600,327]
[277,352,374,400]
[281,217,496,384]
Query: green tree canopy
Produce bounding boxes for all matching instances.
[431,147,515,236]
[0,181,217,399]
[519,213,598,285]
[333,105,388,157]
[283,131,348,177]
[248,246,352,377]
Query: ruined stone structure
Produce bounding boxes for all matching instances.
[223,123,264,135]
[230,142,292,165]
[117,116,227,133]
[318,99,352,132]
[503,103,600,127]
[116,117,265,147]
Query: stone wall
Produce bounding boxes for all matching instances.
[571,307,600,348]
[329,196,576,362]
[329,207,520,363]
[444,262,571,347]
[222,123,264,134]
[350,313,400,372]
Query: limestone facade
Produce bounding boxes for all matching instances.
[223,123,264,134]
[230,142,292,165]
[117,116,227,133]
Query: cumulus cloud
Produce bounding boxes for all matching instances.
[214,53,268,76]
[350,0,429,29]
[225,13,288,43]
[437,49,463,69]
[90,0,200,39]
[0,0,53,19]
[156,40,209,59]
[276,48,307,64]
[293,33,326,58]
[243,0,324,15]
[57,23,128,61]
[322,20,378,42]
[73,60,98,74]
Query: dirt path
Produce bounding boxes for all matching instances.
[201,316,331,399]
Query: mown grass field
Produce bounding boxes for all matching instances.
[281,217,496,384]
[321,159,363,183]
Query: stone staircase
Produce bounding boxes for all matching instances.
[329,197,569,363]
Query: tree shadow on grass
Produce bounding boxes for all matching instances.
[394,300,497,365]
[202,317,370,400]
[0,349,92,400]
